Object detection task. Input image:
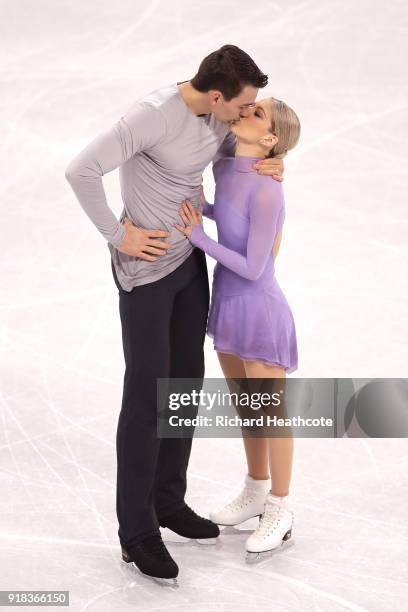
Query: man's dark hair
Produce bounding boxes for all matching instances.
[191,44,268,101]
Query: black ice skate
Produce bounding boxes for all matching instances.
[121,531,179,586]
[159,504,220,543]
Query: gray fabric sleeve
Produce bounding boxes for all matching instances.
[65,101,167,247]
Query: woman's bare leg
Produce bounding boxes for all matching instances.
[243,360,293,497]
[217,351,269,480]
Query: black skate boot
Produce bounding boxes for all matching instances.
[159,504,220,542]
[121,531,179,586]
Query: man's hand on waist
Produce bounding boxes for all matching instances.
[117,217,173,260]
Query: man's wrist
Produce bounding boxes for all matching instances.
[110,222,126,248]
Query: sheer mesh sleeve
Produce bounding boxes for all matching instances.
[190,183,284,281]
[202,199,215,220]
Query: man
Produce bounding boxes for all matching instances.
[65,44,283,582]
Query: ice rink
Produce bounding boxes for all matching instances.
[1,0,407,610]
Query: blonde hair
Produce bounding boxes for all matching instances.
[266,97,301,159]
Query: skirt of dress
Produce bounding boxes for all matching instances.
[206,282,298,374]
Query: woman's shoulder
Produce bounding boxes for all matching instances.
[250,173,285,201]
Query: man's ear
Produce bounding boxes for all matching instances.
[208,90,223,105]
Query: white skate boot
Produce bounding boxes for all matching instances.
[209,474,270,526]
[245,492,294,562]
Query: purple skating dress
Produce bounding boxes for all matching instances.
[189,155,298,373]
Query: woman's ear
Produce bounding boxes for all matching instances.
[259,133,278,148]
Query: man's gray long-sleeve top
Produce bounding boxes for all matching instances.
[65,82,236,291]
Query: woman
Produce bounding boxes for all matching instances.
[174,96,300,558]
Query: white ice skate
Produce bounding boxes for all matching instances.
[245,492,294,563]
[210,474,270,526]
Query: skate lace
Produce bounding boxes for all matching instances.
[142,534,173,561]
[257,502,285,535]
[225,486,257,512]
[178,504,212,525]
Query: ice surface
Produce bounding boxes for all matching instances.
[0,0,407,610]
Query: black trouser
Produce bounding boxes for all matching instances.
[111,248,209,548]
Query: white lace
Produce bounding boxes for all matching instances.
[223,486,258,512]
[257,501,286,536]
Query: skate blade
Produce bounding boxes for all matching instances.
[121,560,179,588]
[220,525,254,536]
[245,536,295,565]
[195,537,218,545]
[161,530,219,546]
